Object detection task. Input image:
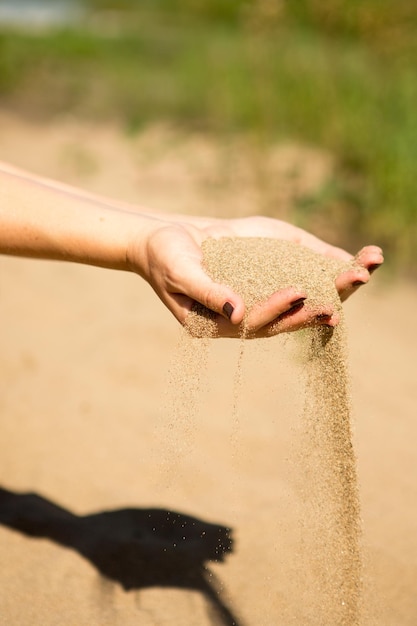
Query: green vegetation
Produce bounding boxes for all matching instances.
[0,1,416,269]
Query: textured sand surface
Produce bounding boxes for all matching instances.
[1,112,416,625]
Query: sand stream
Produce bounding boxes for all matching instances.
[181,237,362,625]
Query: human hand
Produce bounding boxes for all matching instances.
[128,215,383,339]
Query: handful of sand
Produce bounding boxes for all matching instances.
[185,237,353,338]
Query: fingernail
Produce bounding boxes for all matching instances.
[223,302,234,320]
[277,299,305,321]
[290,297,306,307]
[368,263,382,274]
[316,314,334,329]
[352,280,366,287]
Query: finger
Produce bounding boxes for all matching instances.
[258,305,338,338]
[159,286,240,327]
[185,291,308,339]
[336,267,370,302]
[244,288,307,334]
[188,303,339,339]
[354,245,384,272]
[162,265,246,325]
[233,309,338,340]
[337,245,384,302]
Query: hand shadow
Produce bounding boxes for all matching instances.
[0,486,244,626]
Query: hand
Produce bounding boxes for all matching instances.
[128,215,384,339]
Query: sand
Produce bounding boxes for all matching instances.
[1,111,417,625]
[185,237,361,625]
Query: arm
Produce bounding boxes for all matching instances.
[0,162,383,338]
[0,161,160,269]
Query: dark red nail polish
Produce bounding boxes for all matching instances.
[368,263,382,274]
[316,313,334,329]
[278,299,305,321]
[223,302,234,319]
[290,297,306,307]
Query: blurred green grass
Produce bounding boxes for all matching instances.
[0,0,416,269]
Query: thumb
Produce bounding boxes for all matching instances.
[170,263,245,324]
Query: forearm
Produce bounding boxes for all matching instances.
[0,164,161,272]
[0,161,218,232]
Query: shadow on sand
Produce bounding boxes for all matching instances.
[0,486,244,626]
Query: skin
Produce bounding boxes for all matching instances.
[0,161,383,338]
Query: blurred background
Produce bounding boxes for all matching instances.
[0,0,416,265]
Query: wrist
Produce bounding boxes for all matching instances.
[124,212,173,278]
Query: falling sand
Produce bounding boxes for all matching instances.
[181,237,362,626]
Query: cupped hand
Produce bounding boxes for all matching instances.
[128,215,383,338]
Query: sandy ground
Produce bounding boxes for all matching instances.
[1,112,416,625]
